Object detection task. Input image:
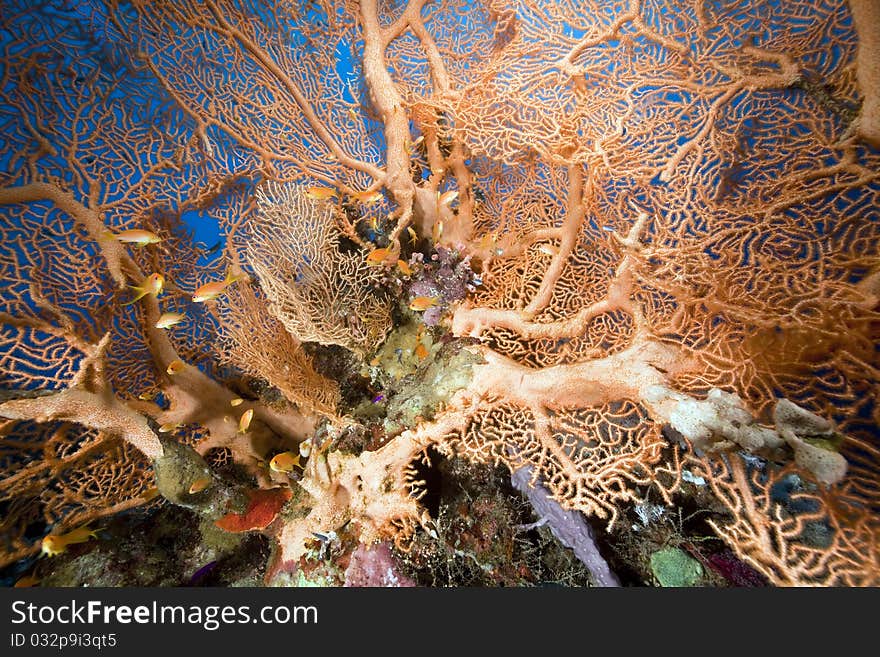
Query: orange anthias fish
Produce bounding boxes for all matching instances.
[230,398,244,407]
[14,575,40,588]
[365,247,392,266]
[102,229,162,246]
[537,243,559,257]
[269,451,301,473]
[350,190,384,205]
[141,486,160,502]
[188,476,212,494]
[123,273,164,305]
[155,311,186,329]
[305,186,338,200]
[238,408,254,433]
[166,359,186,375]
[409,295,440,311]
[415,342,429,361]
[437,189,459,207]
[192,271,240,303]
[405,135,424,154]
[41,525,100,557]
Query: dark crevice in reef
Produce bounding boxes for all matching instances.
[302,342,372,412]
[396,455,595,587]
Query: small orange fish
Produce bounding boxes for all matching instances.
[14,575,40,588]
[305,186,338,200]
[437,189,459,206]
[158,422,181,433]
[347,108,358,123]
[537,243,558,257]
[397,259,413,276]
[415,342,428,361]
[141,486,160,502]
[188,476,212,494]
[102,229,162,246]
[238,408,254,433]
[137,390,157,401]
[166,359,186,375]
[366,247,392,266]
[192,270,240,303]
[405,135,424,154]
[123,272,165,305]
[230,398,244,407]
[269,451,301,473]
[407,226,418,246]
[409,295,440,311]
[41,525,100,557]
[477,232,498,252]
[155,311,185,329]
[351,190,383,205]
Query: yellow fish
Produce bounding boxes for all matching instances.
[365,247,392,266]
[123,272,164,305]
[14,575,40,588]
[351,190,383,205]
[477,232,498,252]
[102,229,161,246]
[137,390,157,401]
[238,408,254,433]
[155,311,185,329]
[437,189,459,206]
[166,359,186,375]
[192,270,240,303]
[409,295,440,311]
[269,451,301,473]
[305,186,338,200]
[415,342,429,361]
[41,525,100,557]
[158,422,180,433]
[230,398,244,407]
[141,486,160,502]
[405,135,424,154]
[407,226,418,246]
[188,476,212,494]
[397,259,413,276]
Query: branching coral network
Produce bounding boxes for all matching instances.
[1,0,878,586]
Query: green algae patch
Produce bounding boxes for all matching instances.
[382,343,481,435]
[199,515,244,553]
[154,439,213,507]
[650,547,703,587]
[357,320,482,436]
